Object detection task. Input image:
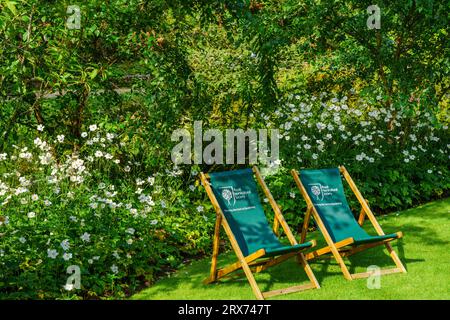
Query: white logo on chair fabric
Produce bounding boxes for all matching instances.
[308,183,339,204]
[310,184,325,201]
[310,185,322,201]
[221,188,234,205]
[219,186,253,211]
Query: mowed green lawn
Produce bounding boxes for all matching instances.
[132,198,450,300]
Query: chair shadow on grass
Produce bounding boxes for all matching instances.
[345,238,420,275]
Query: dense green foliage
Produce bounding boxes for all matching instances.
[0,0,448,299]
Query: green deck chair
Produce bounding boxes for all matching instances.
[200,166,320,300]
[291,166,407,280]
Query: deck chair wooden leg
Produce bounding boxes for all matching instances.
[272,216,280,237]
[297,253,320,288]
[219,207,265,300]
[357,207,366,226]
[204,214,222,284]
[330,245,353,280]
[219,225,265,299]
[385,243,407,273]
[300,207,312,244]
[239,258,264,300]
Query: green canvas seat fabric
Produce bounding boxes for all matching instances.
[209,169,313,257]
[299,168,398,245]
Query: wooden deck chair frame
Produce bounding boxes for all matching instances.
[200,166,320,300]
[291,166,407,280]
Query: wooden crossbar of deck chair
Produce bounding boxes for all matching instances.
[200,166,320,300]
[291,166,407,280]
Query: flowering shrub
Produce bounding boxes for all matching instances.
[0,126,213,299]
[258,92,449,226]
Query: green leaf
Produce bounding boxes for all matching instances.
[89,69,99,79]
[5,1,17,15]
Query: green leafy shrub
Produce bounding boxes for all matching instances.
[260,92,449,225]
[0,126,213,299]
